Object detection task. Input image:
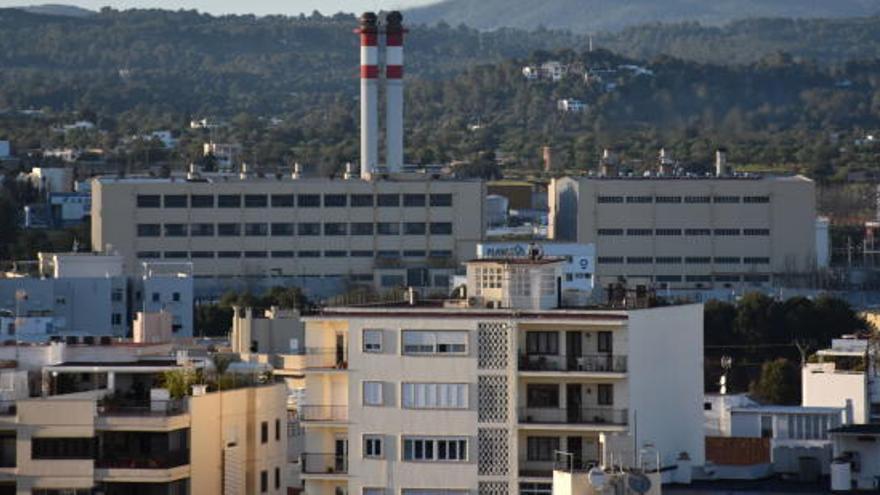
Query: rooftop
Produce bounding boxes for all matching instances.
[467,257,564,266]
[830,424,880,435]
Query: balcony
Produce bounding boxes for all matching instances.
[98,399,186,417]
[301,347,349,370]
[298,405,348,423]
[519,407,628,427]
[96,449,189,470]
[301,453,348,476]
[94,449,190,483]
[519,354,627,373]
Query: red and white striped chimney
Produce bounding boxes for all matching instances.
[385,11,406,173]
[357,12,379,179]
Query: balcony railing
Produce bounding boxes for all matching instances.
[301,347,348,370]
[519,354,627,373]
[519,407,628,426]
[96,449,189,469]
[98,399,186,417]
[298,405,348,422]
[301,453,348,474]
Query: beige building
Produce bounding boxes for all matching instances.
[293,259,705,495]
[549,174,817,290]
[91,174,485,295]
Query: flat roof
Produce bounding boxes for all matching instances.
[94,174,481,185]
[731,405,843,415]
[830,424,880,435]
[305,306,630,321]
[468,257,564,265]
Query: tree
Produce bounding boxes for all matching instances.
[750,358,799,405]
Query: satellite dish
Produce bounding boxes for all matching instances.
[627,472,652,494]
[587,467,606,489]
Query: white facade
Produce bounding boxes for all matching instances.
[816,216,830,269]
[831,425,880,491]
[803,338,877,424]
[477,242,596,294]
[23,167,74,193]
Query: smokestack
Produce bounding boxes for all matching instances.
[358,12,380,179]
[385,11,406,173]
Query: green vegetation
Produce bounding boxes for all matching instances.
[750,358,800,405]
[194,286,309,337]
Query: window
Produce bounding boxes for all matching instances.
[245,223,268,236]
[351,194,374,207]
[684,196,711,203]
[377,194,399,207]
[111,289,123,302]
[597,331,613,353]
[275,467,281,489]
[527,384,559,408]
[164,194,187,208]
[520,482,553,495]
[404,250,426,258]
[324,194,347,207]
[325,250,347,258]
[403,194,426,207]
[298,223,321,236]
[714,196,740,203]
[218,251,241,258]
[137,251,161,259]
[351,250,374,257]
[164,224,188,237]
[597,196,623,204]
[404,222,427,235]
[136,194,160,208]
[598,256,623,264]
[324,223,348,236]
[217,194,241,208]
[363,381,383,406]
[137,224,160,237]
[430,250,452,259]
[655,228,682,236]
[377,222,400,235]
[244,194,268,208]
[626,196,652,204]
[715,275,741,282]
[744,274,771,282]
[655,196,682,203]
[351,223,374,235]
[111,313,122,325]
[597,384,614,405]
[656,257,682,264]
[598,228,624,236]
[430,222,452,235]
[627,257,653,264]
[760,415,773,438]
[275,419,281,441]
[527,437,559,461]
[217,223,241,236]
[402,437,468,462]
[260,469,268,493]
[627,228,653,236]
[686,257,711,264]
[685,228,712,236]
[271,223,294,236]
[714,257,741,264]
[191,194,214,208]
[743,228,770,236]
[172,292,180,302]
[271,194,294,207]
[164,251,188,259]
[657,275,681,282]
[686,275,712,282]
[363,329,383,353]
[271,251,295,258]
[191,223,214,236]
[402,330,467,355]
[744,196,770,204]
[364,435,383,458]
[31,437,95,459]
[402,383,468,409]
[298,194,320,207]
[714,228,741,236]
[261,421,268,443]
[430,194,452,207]
[381,274,405,287]
[744,257,771,264]
[526,332,558,355]
[192,251,214,258]
[298,250,321,258]
[244,251,268,258]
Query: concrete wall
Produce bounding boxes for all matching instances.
[802,365,868,424]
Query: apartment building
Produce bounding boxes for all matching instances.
[91,174,486,297]
[803,337,880,424]
[549,172,817,290]
[295,258,704,495]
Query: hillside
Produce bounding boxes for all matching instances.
[407,0,879,33]
[16,4,95,17]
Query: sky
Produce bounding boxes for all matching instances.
[0,0,438,15]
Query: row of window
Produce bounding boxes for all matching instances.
[599,274,772,283]
[364,381,469,410]
[137,250,453,260]
[361,435,469,463]
[597,256,770,265]
[137,193,454,209]
[597,228,770,237]
[597,195,770,204]
[137,221,454,238]
[362,329,469,356]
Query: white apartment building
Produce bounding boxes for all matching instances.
[91,174,486,298]
[476,242,595,296]
[802,337,880,424]
[549,172,817,290]
[295,258,704,495]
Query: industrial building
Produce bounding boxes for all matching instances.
[549,151,818,291]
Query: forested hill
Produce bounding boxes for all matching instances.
[406,0,879,33]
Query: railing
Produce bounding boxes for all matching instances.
[96,449,189,469]
[300,347,348,369]
[98,399,186,417]
[301,453,348,474]
[519,407,628,426]
[519,354,627,373]
[298,405,348,422]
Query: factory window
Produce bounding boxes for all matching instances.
[351,194,374,207]
[244,223,268,237]
[163,195,187,208]
[714,229,741,236]
[271,251,295,258]
[430,194,452,207]
[364,435,383,458]
[402,383,468,409]
[744,257,771,264]
[270,194,294,207]
[597,229,624,236]
[527,437,560,461]
[164,251,188,259]
[626,257,653,264]
[351,274,374,282]
[261,421,268,443]
[324,223,348,236]
[217,223,241,236]
[429,223,453,235]
[626,196,653,204]
[656,257,682,264]
[136,194,160,208]
[381,275,405,287]
[325,250,347,258]
[685,228,712,236]
[190,223,214,237]
[686,257,712,264]
[402,437,468,462]
[655,228,682,236]
[713,196,740,203]
[137,251,161,259]
[404,222,427,235]
[377,250,399,259]
[597,384,614,405]
[430,250,452,258]
[297,223,321,236]
[217,251,242,258]
[172,292,180,302]
[191,251,214,258]
[404,250,426,258]
[244,251,267,258]
[655,196,682,203]
[137,224,160,237]
[324,194,347,207]
[597,196,623,204]
[402,330,467,355]
[351,250,374,258]
[351,223,374,235]
[164,224,188,237]
[714,257,741,264]
[190,194,214,208]
[260,470,268,493]
[744,229,770,236]
[298,250,321,258]
[743,196,770,204]
[685,196,711,204]
[31,437,95,460]
[244,194,268,208]
[656,275,682,282]
[626,228,653,236]
[526,332,558,355]
[377,194,400,207]
[363,381,383,406]
[403,194,426,207]
[297,194,320,207]
[111,313,122,325]
[686,275,712,282]
[217,194,241,208]
[377,222,400,236]
[744,274,771,282]
[597,256,624,264]
[715,275,741,282]
[271,223,294,236]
